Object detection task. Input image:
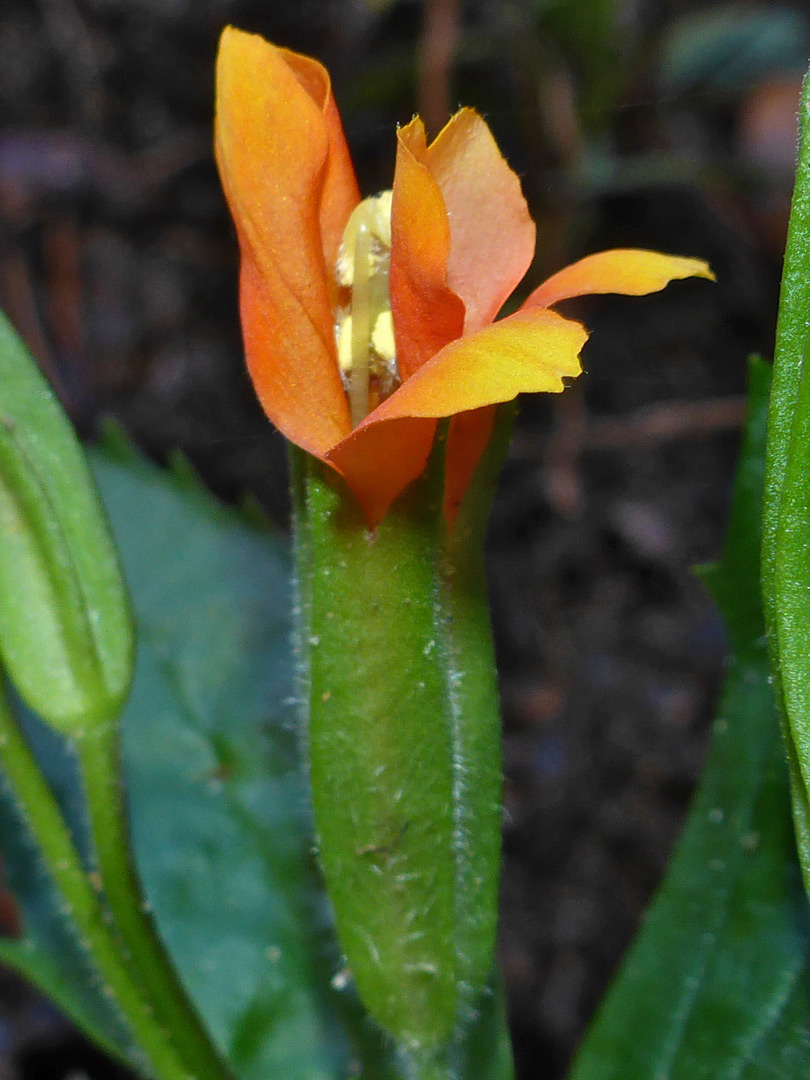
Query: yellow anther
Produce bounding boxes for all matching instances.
[372,310,396,363]
[334,190,398,426]
[336,314,354,373]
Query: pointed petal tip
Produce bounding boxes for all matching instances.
[524,248,716,310]
[668,254,715,283]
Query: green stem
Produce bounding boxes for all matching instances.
[76,722,235,1080]
[0,687,190,1080]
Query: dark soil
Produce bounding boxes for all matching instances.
[0,0,791,1077]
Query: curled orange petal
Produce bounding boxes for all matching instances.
[390,118,466,381]
[330,309,586,522]
[280,49,360,283]
[523,248,715,310]
[240,256,351,456]
[362,307,587,423]
[215,27,356,455]
[426,109,536,333]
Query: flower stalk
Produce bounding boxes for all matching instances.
[75,723,237,1080]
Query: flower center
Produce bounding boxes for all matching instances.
[334,190,398,427]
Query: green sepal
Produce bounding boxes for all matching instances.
[291,410,513,1059]
[0,312,133,734]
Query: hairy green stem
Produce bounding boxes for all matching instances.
[0,687,190,1080]
[76,723,236,1080]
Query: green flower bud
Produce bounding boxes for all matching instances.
[0,311,133,733]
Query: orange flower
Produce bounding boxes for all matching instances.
[214,27,713,527]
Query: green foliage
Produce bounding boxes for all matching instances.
[532,0,622,129]
[94,446,348,1080]
[0,441,343,1079]
[0,422,515,1080]
[0,312,133,734]
[570,359,810,1078]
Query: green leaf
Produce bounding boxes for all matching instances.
[569,358,810,1079]
[763,64,810,896]
[531,0,623,129]
[88,445,345,1080]
[0,312,133,734]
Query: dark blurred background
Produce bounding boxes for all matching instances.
[0,0,803,1076]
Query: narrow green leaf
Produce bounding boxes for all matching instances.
[570,359,810,1079]
[763,65,810,892]
[0,312,133,733]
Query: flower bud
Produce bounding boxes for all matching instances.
[0,312,134,733]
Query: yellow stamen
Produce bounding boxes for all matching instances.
[334,191,397,426]
[349,221,372,428]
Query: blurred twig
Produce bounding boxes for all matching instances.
[515,395,747,461]
[514,393,747,516]
[418,0,460,137]
[585,395,747,449]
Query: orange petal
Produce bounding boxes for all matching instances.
[280,47,360,307]
[215,27,354,454]
[425,109,536,333]
[390,117,465,381]
[239,256,351,457]
[522,248,715,310]
[360,307,588,423]
[330,308,585,522]
[327,417,438,528]
[443,406,497,527]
